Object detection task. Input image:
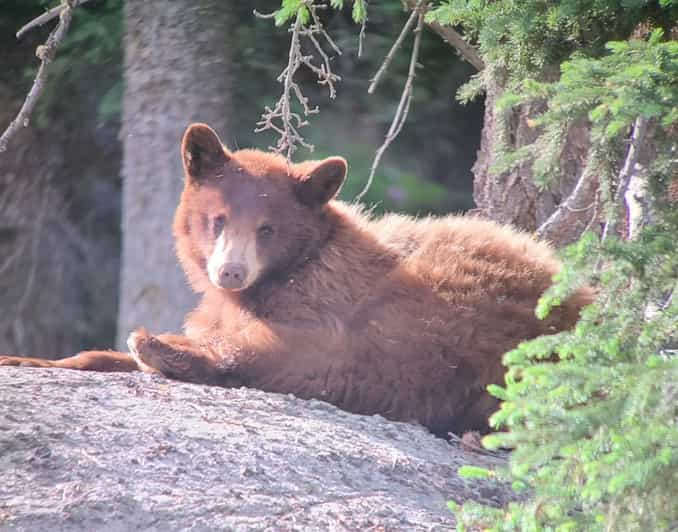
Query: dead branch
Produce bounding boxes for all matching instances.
[535,163,598,242]
[601,116,649,241]
[15,0,92,39]
[357,15,367,58]
[255,1,342,160]
[404,0,484,71]
[356,2,426,201]
[447,432,506,460]
[0,1,82,153]
[367,6,419,94]
[252,9,277,20]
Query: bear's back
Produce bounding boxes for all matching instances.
[368,211,560,302]
[342,210,590,433]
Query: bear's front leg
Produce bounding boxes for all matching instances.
[127,328,227,385]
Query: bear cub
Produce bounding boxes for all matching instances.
[0,123,592,436]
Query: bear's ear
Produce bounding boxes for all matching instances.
[295,157,347,206]
[181,123,230,183]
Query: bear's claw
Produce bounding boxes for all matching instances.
[126,328,162,375]
[127,329,188,377]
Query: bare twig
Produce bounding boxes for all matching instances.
[404,0,484,71]
[255,1,342,160]
[535,122,604,243]
[252,9,277,20]
[356,3,427,202]
[358,15,367,58]
[447,432,506,460]
[16,0,91,39]
[583,193,600,234]
[306,4,342,57]
[535,163,598,242]
[367,6,419,95]
[0,1,81,153]
[255,15,315,160]
[601,116,648,241]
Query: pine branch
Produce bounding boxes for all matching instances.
[0,0,84,153]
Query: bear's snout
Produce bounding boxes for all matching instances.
[218,263,248,290]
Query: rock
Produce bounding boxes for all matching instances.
[0,368,510,531]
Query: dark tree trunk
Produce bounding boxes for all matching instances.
[0,22,121,359]
[473,74,593,246]
[117,1,233,348]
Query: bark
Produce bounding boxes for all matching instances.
[0,367,514,530]
[0,27,120,359]
[473,73,593,246]
[0,125,121,359]
[117,1,233,348]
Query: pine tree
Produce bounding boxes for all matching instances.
[427,1,678,530]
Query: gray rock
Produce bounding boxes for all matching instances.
[0,368,510,531]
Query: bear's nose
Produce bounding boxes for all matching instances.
[218,263,248,289]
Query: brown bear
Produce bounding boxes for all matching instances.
[0,123,593,436]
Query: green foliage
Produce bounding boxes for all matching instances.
[458,465,497,480]
[435,0,678,526]
[274,0,367,25]
[457,215,678,531]
[352,0,368,23]
[274,0,310,26]
[495,31,678,188]
[429,0,677,80]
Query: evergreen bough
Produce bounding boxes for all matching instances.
[428,0,678,529]
[275,1,677,529]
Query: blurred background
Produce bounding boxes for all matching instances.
[0,0,483,358]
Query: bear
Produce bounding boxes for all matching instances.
[0,123,593,436]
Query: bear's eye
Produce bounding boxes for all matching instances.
[212,215,226,236]
[257,224,275,238]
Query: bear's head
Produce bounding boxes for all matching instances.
[174,123,347,293]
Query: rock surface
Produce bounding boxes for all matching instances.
[0,368,509,531]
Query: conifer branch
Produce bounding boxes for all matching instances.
[0,0,82,153]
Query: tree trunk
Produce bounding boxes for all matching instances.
[0,20,121,359]
[117,1,233,348]
[472,73,593,246]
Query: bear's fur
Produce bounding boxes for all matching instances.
[0,123,593,435]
